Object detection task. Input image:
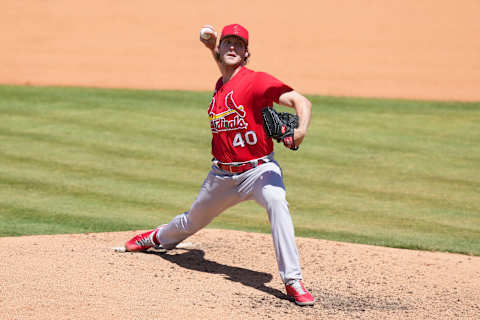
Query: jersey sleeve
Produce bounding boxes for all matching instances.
[254,72,293,105]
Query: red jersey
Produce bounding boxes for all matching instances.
[208,67,293,163]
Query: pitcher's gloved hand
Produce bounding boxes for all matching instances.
[262,107,299,150]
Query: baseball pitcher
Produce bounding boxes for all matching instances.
[124,23,314,306]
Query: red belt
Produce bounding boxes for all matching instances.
[217,159,267,174]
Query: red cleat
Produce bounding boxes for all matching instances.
[285,280,315,306]
[125,225,165,252]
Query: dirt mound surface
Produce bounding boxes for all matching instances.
[1,229,479,319]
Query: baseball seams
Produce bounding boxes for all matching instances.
[200,26,215,40]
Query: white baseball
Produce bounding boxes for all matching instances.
[200,27,214,40]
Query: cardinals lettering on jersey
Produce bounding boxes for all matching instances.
[209,91,248,133]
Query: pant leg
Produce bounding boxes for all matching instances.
[157,167,242,249]
[251,162,302,283]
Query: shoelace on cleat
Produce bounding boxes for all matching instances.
[290,281,307,295]
[135,235,153,247]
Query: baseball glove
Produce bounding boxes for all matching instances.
[262,107,299,150]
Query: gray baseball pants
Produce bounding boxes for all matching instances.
[156,156,302,284]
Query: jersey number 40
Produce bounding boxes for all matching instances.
[233,131,258,147]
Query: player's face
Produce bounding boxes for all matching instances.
[219,36,248,66]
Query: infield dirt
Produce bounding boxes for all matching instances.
[1,1,479,319]
[1,230,479,320]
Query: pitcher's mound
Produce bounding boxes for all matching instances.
[1,229,479,319]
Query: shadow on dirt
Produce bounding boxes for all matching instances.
[143,248,290,301]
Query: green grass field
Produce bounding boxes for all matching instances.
[1,85,479,255]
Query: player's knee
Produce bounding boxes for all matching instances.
[262,186,287,207]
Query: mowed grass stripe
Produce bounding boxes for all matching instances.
[1,105,209,145]
[288,176,475,212]
[304,203,478,235]
[0,203,145,236]
[293,226,478,255]
[0,127,159,160]
[289,154,480,191]
[1,85,479,255]
[0,127,210,172]
[0,173,174,210]
[0,152,202,193]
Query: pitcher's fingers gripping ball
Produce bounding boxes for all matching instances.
[199,25,217,50]
[200,25,216,40]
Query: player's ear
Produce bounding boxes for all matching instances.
[243,50,250,65]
